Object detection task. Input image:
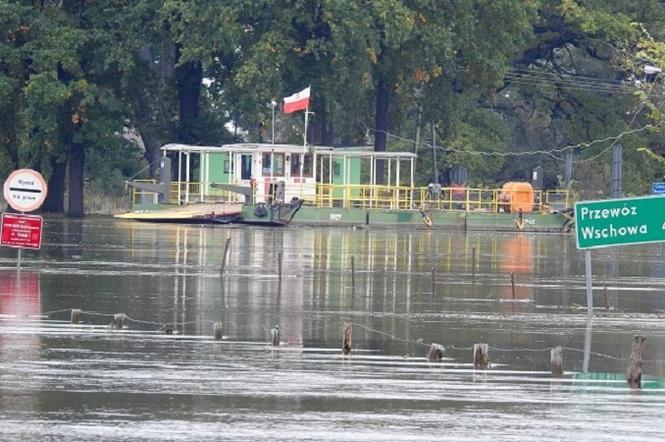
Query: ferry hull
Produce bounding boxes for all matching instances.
[114,203,242,224]
[240,205,572,232]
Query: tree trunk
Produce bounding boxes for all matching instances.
[174,48,202,143]
[42,158,66,213]
[319,98,334,146]
[66,141,85,218]
[140,131,162,178]
[373,76,390,184]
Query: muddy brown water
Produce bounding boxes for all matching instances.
[1,217,664,440]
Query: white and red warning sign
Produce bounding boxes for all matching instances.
[3,169,48,212]
[1,213,43,250]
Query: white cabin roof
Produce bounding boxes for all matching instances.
[161,143,417,159]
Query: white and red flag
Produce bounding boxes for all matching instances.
[283,86,310,113]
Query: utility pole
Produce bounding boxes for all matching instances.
[412,87,423,154]
[270,100,277,144]
[432,123,439,184]
[564,151,573,186]
[611,144,622,198]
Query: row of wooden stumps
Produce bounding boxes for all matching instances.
[423,337,648,389]
[71,309,126,329]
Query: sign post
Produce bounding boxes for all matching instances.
[2,169,48,269]
[584,250,593,319]
[575,194,665,313]
[574,195,665,372]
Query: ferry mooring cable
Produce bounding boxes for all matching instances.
[6,312,661,363]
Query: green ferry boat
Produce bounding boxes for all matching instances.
[117,143,573,232]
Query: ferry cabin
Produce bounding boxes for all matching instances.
[130,143,569,214]
[161,143,417,207]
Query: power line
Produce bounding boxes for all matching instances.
[360,69,663,163]
[504,77,636,95]
[504,68,663,97]
[506,69,633,88]
[365,122,660,162]
[575,71,662,163]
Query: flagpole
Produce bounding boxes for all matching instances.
[304,107,308,151]
[300,108,308,199]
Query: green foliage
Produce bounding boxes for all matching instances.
[2,0,665,213]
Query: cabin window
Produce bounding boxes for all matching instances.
[241,155,252,180]
[223,160,230,174]
[290,153,313,177]
[262,152,285,176]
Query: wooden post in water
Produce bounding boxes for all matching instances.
[70,309,81,324]
[510,272,516,300]
[473,343,489,369]
[427,343,445,362]
[213,322,223,340]
[431,267,436,295]
[627,335,646,389]
[602,286,609,311]
[278,251,283,293]
[342,323,352,356]
[351,256,355,290]
[270,325,280,346]
[472,246,476,284]
[111,313,126,329]
[551,346,563,377]
[220,237,231,277]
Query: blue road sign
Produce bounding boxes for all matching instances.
[653,182,665,195]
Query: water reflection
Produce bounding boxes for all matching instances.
[1,219,665,440]
[498,234,534,313]
[3,219,665,374]
[0,271,41,316]
[0,271,41,423]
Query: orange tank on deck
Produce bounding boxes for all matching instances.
[499,182,534,213]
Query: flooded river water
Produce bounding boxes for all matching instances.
[1,217,664,440]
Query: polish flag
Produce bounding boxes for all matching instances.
[283,86,310,113]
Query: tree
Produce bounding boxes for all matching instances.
[329,1,535,183]
[495,0,665,196]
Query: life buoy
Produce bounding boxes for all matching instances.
[254,203,268,218]
[515,217,525,230]
[420,211,433,227]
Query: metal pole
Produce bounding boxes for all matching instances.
[177,150,182,205]
[611,144,622,198]
[300,110,308,198]
[585,250,593,318]
[564,151,573,186]
[432,123,439,184]
[583,314,592,373]
[17,211,24,270]
[413,103,422,154]
[304,109,308,151]
[271,101,276,144]
[185,152,190,204]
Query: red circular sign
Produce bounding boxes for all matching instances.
[3,169,48,212]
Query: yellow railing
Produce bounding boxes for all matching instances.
[313,184,571,213]
[131,181,245,206]
[131,179,571,212]
[315,184,416,210]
